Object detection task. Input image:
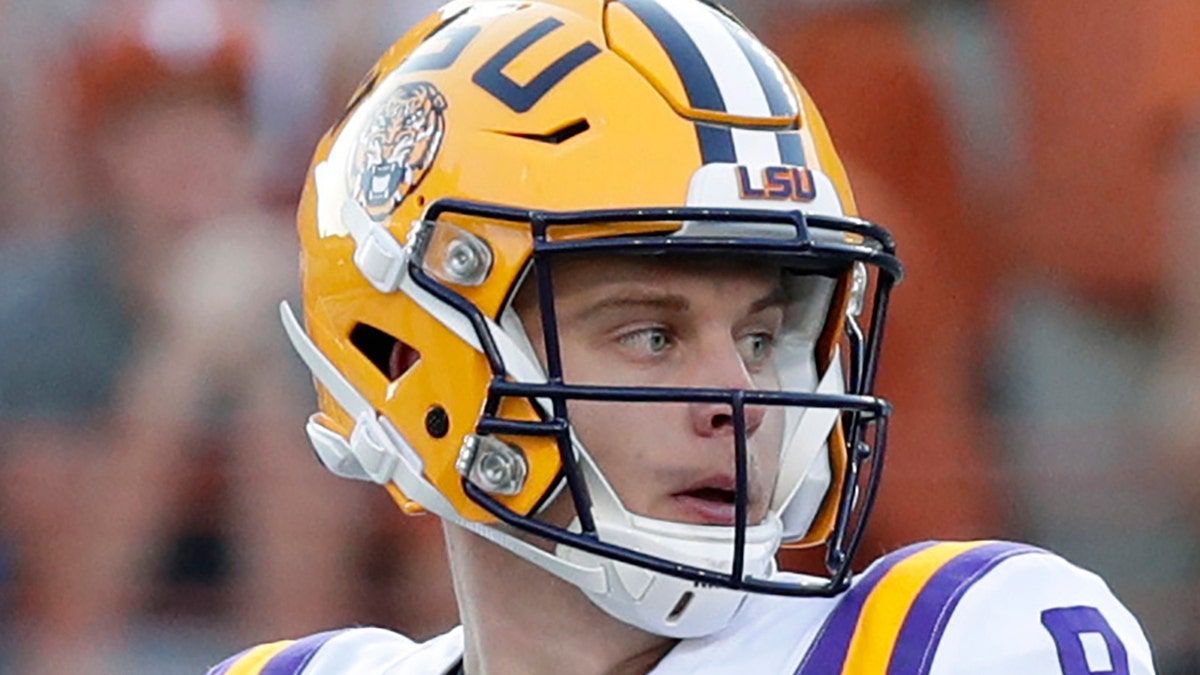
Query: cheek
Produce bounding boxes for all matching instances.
[568,399,647,467]
[754,408,786,478]
[568,400,682,512]
[752,362,783,391]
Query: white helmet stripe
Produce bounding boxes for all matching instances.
[656,0,771,119]
[655,0,782,165]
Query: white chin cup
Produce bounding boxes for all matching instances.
[778,446,832,541]
[556,512,782,638]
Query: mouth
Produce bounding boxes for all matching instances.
[671,477,745,526]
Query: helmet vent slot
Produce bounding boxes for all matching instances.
[495,118,591,145]
[665,591,694,624]
[349,323,420,381]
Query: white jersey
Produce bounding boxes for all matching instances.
[207,540,1156,674]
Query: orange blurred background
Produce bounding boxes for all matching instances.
[0,0,1196,672]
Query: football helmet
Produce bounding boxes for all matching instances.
[283,0,901,638]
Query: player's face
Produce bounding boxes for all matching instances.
[519,255,786,527]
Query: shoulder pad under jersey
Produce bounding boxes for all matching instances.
[206,626,464,675]
[793,540,1157,675]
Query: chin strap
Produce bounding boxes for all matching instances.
[280,301,416,483]
[774,353,846,541]
[279,301,609,594]
[556,439,784,638]
[342,199,409,294]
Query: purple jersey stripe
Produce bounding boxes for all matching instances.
[208,644,261,675]
[259,630,345,675]
[885,542,1044,675]
[206,630,345,675]
[793,541,940,675]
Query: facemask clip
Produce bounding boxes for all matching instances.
[457,434,528,496]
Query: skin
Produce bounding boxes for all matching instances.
[444,254,791,675]
[527,254,788,527]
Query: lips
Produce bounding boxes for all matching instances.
[683,487,737,504]
[671,476,746,526]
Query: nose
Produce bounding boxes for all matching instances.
[687,345,767,438]
[688,400,766,438]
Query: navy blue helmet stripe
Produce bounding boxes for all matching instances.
[622,0,736,163]
[622,0,726,113]
[472,17,602,113]
[777,132,806,167]
[697,124,737,163]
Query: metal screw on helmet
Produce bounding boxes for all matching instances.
[847,262,868,317]
[440,230,492,286]
[456,434,527,496]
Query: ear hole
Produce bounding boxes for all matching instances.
[389,341,421,380]
[349,323,420,380]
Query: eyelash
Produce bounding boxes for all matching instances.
[615,326,778,364]
[617,325,674,354]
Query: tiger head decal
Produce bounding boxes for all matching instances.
[352,81,448,220]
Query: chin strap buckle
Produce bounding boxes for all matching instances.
[304,412,400,485]
[349,413,401,483]
[344,201,408,293]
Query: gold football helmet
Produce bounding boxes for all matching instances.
[282,0,901,638]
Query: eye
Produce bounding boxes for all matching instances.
[736,332,775,367]
[618,326,674,355]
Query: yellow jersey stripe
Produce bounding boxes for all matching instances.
[840,541,987,675]
[222,640,296,675]
[885,542,1043,675]
[795,540,1044,675]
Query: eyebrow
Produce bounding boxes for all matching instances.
[748,286,789,314]
[573,291,690,319]
[568,285,788,322]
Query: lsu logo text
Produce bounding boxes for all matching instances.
[736,165,816,202]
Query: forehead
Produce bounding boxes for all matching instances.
[545,253,782,298]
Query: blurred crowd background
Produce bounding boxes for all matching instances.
[0,0,1197,672]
